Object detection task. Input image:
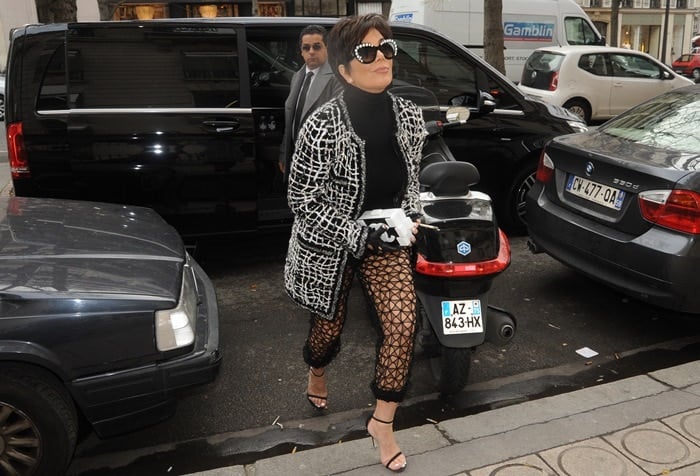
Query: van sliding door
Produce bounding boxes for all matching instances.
[64,23,255,238]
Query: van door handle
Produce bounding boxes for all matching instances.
[202,120,240,133]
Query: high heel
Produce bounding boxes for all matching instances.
[306,367,328,410]
[366,414,407,473]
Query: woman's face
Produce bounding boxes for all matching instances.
[339,28,394,94]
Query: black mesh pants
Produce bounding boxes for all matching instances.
[303,249,417,403]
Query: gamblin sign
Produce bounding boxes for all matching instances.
[504,22,554,42]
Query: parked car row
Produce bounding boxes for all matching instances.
[4,17,586,240]
[2,15,694,476]
[518,45,694,124]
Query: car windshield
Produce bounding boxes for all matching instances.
[600,89,700,154]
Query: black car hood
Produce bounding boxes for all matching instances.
[555,129,700,180]
[0,197,184,299]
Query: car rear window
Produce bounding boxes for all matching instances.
[520,51,564,89]
[601,90,700,155]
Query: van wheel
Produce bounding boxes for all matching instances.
[0,365,78,476]
[563,99,591,124]
[498,161,537,235]
[692,69,700,82]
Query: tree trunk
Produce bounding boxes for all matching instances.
[35,0,77,22]
[610,0,619,47]
[483,0,505,75]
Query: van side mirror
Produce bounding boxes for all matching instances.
[478,91,496,115]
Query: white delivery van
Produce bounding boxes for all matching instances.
[390,0,604,82]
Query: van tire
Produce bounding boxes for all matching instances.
[563,98,591,124]
[692,69,700,82]
[499,160,537,235]
[0,365,78,476]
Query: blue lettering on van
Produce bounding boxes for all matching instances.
[503,22,554,41]
[393,12,414,22]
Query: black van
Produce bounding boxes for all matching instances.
[4,17,586,238]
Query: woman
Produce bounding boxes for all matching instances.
[284,14,426,472]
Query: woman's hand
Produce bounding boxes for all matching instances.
[366,224,402,252]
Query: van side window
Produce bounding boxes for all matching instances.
[37,45,68,111]
[564,17,599,45]
[65,26,239,109]
[246,29,299,107]
[393,36,477,107]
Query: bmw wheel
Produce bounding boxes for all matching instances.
[0,365,78,476]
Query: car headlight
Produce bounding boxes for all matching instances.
[567,120,588,133]
[156,260,198,351]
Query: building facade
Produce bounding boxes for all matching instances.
[577,0,699,63]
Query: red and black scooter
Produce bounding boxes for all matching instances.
[392,86,516,395]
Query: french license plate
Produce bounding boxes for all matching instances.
[441,299,484,335]
[566,174,625,210]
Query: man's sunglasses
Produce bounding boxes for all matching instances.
[353,38,398,64]
[301,43,324,52]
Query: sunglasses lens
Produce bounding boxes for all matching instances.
[379,42,396,59]
[354,40,397,63]
[356,46,377,64]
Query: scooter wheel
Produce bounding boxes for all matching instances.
[430,347,473,396]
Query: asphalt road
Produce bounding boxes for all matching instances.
[67,233,700,476]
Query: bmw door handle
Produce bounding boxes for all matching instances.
[202,120,240,133]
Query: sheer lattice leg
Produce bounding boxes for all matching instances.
[359,249,417,402]
[303,262,356,368]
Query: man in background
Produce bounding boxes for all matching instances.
[279,25,340,178]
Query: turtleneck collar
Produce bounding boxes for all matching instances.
[344,84,389,105]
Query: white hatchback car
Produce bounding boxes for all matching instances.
[518,45,693,124]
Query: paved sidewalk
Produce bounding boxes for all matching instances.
[185,361,700,475]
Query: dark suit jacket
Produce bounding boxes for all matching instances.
[279,62,340,178]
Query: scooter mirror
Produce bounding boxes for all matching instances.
[446,106,470,123]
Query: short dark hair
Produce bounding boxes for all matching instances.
[326,14,392,86]
[298,24,328,47]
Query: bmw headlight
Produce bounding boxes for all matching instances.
[156,259,198,351]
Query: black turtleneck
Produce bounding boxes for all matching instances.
[344,86,405,211]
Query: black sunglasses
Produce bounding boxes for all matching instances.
[353,38,398,64]
[301,43,324,52]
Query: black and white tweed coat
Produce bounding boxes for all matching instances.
[284,91,427,319]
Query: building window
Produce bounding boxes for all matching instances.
[114,4,168,20]
[295,0,346,16]
[258,2,286,16]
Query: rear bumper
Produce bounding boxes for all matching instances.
[70,257,221,437]
[526,183,700,314]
